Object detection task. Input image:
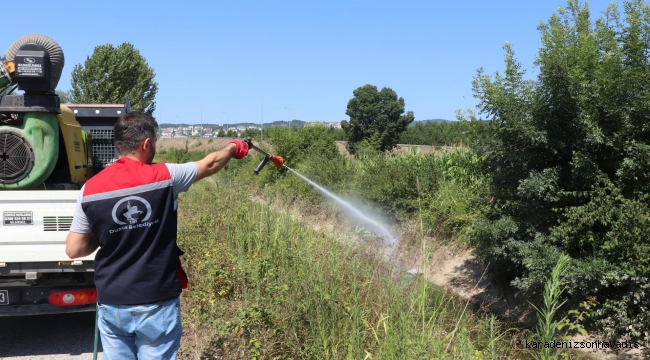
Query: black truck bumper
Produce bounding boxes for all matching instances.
[0,302,95,316]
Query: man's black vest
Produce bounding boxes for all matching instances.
[81,158,181,305]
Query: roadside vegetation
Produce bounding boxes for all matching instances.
[157,125,595,359]
[154,1,650,357]
[171,178,520,359]
[157,128,511,358]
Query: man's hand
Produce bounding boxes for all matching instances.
[228,139,249,159]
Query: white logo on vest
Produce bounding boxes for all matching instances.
[109,196,159,234]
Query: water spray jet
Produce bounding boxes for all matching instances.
[243,138,398,246]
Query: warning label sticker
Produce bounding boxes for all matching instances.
[16,62,43,77]
[3,211,33,225]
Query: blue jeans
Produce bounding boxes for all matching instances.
[98,296,182,360]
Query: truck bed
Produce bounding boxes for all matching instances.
[0,190,96,263]
[0,190,97,315]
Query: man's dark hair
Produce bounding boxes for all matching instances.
[114,112,159,155]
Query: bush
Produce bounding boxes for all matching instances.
[241,128,260,138]
[398,120,477,146]
[345,149,487,241]
[465,0,650,344]
[348,153,428,221]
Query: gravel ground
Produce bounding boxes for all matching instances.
[0,311,102,359]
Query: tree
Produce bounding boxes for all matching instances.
[464,0,650,344]
[329,126,347,141]
[342,84,414,153]
[70,42,158,114]
[55,90,73,104]
[241,128,260,138]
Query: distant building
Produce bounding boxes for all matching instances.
[160,129,173,138]
[305,121,342,128]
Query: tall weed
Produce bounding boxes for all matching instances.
[529,254,570,360]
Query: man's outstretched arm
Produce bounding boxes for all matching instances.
[194,140,248,182]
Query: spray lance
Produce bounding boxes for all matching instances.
[243,137,285,174]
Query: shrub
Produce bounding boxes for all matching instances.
[398,120,475,146]
[465,0,650,344]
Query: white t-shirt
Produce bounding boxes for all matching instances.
[70,162,198,233]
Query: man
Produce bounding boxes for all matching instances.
[65,112,249,360]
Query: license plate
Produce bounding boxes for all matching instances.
[0,290,8,305]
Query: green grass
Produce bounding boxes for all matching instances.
[175,177,526,359]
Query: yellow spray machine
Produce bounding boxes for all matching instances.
[0,34,93,190]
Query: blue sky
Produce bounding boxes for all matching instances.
[7,0,617,124]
